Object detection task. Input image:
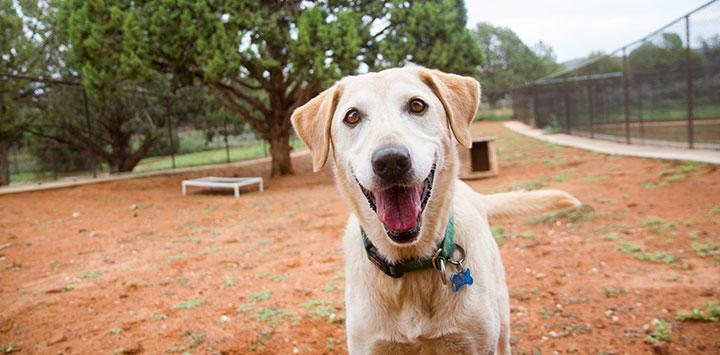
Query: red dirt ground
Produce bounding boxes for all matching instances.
[1,121,718,354]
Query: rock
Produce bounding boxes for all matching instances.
[120,342,143,354]
[219,315,230,323]
[72,212,80,218]
[651,341,669,355]
[88,231,103,238]
[47,332,67,345]
[130,204,139,211]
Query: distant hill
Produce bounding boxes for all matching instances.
[560,57,586,71]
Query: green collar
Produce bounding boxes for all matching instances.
[361,213,456,278]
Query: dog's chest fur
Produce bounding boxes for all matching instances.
[342,212,501,354]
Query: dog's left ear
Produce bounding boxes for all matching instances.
[419,68,481,148]
[291,85,342,172]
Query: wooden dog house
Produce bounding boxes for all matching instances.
[459,136,499,179]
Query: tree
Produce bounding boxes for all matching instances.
[144,0,481,176]
[377,0,482,75]
[0,0,52,185]
[472,22,558,107]
[628,32,699,75]
[51,0,170,173]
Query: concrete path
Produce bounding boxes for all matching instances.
[0,150,309,196]
[504,121,720,165]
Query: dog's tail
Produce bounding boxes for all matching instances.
[479,189,581,219]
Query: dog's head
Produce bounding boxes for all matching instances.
[292,67,480,257]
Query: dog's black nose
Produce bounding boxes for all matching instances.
[372,145,412,182]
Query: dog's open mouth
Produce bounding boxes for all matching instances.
[358,165,436,243]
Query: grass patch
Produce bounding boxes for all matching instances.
[248,290,271,304]
[618,241,642,254]
[641,216,676,236]
[525,204,595,225]
[691,241,720,259]
[603,233,622,241]
[80,270,102,279]
[173,298,206,310]
[509,288,539,301]
[634,251,677,264]
[645,319,671,344]
[166,253,188,262]
[491,225,506,246]
[604,286,628,298]
[303,299,341,323]
[676,302,720,322]
[0,343,20,353]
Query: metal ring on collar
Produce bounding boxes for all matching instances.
[431,248,448,285]
[446,244,466,267]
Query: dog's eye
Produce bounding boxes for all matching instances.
[408,98,427,114]
[344,109,361,126]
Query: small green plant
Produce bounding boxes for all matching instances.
[303,299,340,323]
[491,225,506,246]
[249,290,271,303]
[224,277,235,286]
[80,270,102,279]
[554,172,568,182]
[618,241,642,254]
[676,302,720,322]
[634,251,677,264]
[641,216,676,236]
[166,253,187,262]
[173,298,206,310]
[604,286,628,298]
[603,233,621,241]
[153,312,168,320]
[109,327,122,335]
[645,319,671,344]
[689,230,699,240]
[692,241,720,259]
[0,343,20,352]
[711,205,720,215]
[201,246,218,254]
[525,204,595,225]
[519,231,535,239]
[323,283,341,292]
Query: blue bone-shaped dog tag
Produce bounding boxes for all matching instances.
[450,268,474,292]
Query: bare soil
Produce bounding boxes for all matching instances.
[1,121,718,354]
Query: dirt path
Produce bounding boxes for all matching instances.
[1,122,718,354]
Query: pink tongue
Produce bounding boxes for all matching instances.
[374,185,421,232]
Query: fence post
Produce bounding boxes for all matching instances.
[166,110,176,169]
[223,117,230,163]
[531,85,539,128]
[685,15,694,149]
[622,47,631,144]
[587,74,594,139]
[82,89,97,178]
[563,80,571,134]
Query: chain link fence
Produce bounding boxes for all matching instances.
[3,75,298,184]
[511,0,720,150]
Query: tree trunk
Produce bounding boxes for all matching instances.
[268,128,293,177]
[0,139,10,186]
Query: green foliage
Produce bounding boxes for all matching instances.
[618,241,642,254]
[303,299,340,323]
[525,204,595,225]
[676,302,720,322]
[379,0,482,75]
[248,290,271,304]
[472,22,559,105]
[692,241,720,259]
[641,216,676,236]
[645,319,671,344]
[172,298,206,310]
[634,251,677,264]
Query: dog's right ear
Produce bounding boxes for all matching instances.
[291,85,342,172]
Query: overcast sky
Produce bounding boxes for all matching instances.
[466,0,714,62]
